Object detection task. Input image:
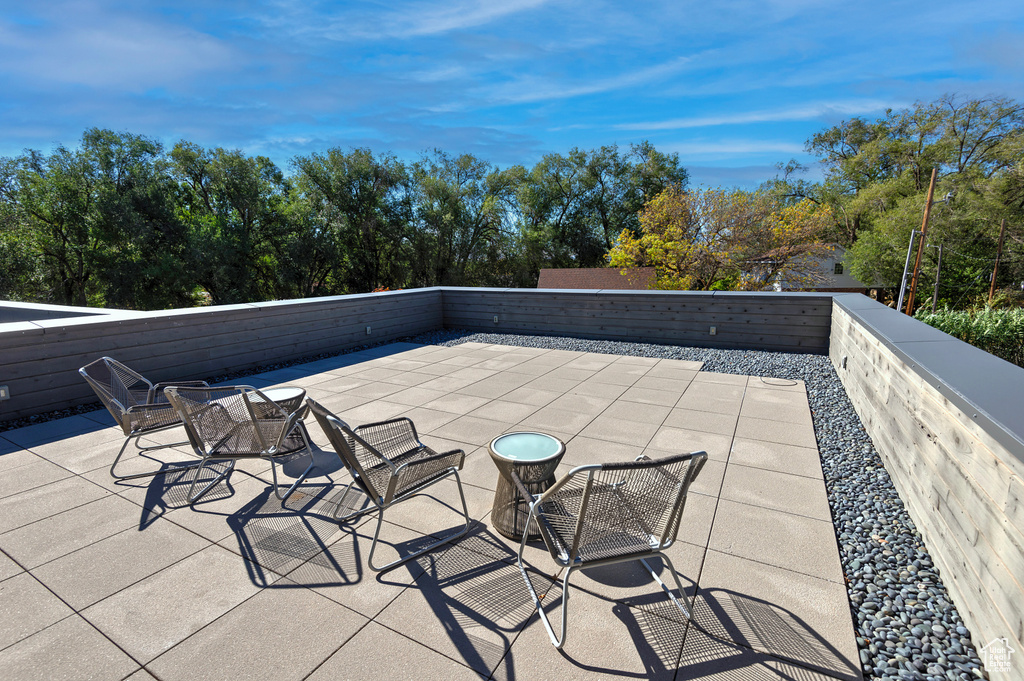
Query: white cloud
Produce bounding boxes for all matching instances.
[616,100,897,131]
[486,55,698,105]
[270,0,552,41]
[382,0,550,38]
[0,11,236,91]
[667,140,807,156]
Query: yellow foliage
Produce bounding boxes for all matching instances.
[607,186,833,291]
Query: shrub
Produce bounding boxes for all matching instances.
[915,307,1024,368]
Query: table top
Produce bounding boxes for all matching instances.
[259,386,305,402]
[489,431,565,463]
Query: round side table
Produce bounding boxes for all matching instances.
[488,432,566,540]
[253,386,307,417]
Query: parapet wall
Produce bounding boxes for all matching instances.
[444,287,834,353]
[0,287,835,421]
[829,295,1024,676]
[0,289,442,421]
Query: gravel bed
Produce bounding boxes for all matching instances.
[2,328,988,680]
[415,330,988,681]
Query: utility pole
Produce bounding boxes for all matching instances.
[988,218,1007,305]
[896,229,919,314]
[905,168,938,315]
[932,243,943,313]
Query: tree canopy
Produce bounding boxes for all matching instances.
[0,131,687,308]
[608,186,833,291]
[2,96,1019,312]
[790,95,1024,307]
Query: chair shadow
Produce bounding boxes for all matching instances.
[378,521,555,679]
[131,441,340,529]
[224,483,354,587]
[131,459,234,529]
[499,555,694,680]
[677,587,862,681]
[494,551,861,681]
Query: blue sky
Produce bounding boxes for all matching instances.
[2,0,1022,188]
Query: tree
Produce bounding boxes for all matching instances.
[171,142,293,304]
[807,95,1024,306]
[517,142,688,269]
[2,146,97,306]
[608,186,832,291]
[292,148,412,293]
[84,129,195,309]
[410,151,521,287]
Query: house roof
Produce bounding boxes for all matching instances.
[537,267,656,290]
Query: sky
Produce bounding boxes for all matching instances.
[1,0,1022,189]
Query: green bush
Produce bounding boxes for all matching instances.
[915,307,1024,368]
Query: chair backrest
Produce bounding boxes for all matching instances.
[79,357,154,430]
[306,399,390,505]
[549,451,707,562]
[166,386,279,456]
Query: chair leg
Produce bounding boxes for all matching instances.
[110,427,200,481]
[366,469,471,573]
[187,458,236,504]
[641,556,694,622]
[268,423,316,504]
[517,503,574,649]
[332,479,374,522]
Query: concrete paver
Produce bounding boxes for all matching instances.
[0,341,858,680]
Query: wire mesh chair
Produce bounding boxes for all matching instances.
[79,357,210,480]
[514,450,708,648]
[165,386,315,505]
[306,398,470,572]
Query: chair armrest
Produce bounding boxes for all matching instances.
[149,381,210,403]
[125,402,177,414]
[394,448,465,476]
[509,470,537,506]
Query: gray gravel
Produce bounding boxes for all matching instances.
[4,327,989,680]
[415,330,988,681]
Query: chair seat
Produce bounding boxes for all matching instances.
[204,419,310,458]
[126,404,182,433]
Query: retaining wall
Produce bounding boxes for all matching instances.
[830,294,1024,676]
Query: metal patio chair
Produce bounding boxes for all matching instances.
[165,386,315,505]
[79,357,209,480]
[514,450,708,648]
[306,398,470,572]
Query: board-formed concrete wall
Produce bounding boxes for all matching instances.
[0,288,443,421]
[829,294,1024,677]
[444,287,834,353]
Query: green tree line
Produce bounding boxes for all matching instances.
[2,95,1020,312]
[0,131,687,309]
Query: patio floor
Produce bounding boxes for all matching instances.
[0,341,861,680]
